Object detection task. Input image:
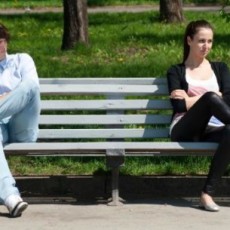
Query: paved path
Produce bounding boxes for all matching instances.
[1,197,230,230]
[0,5,226,15]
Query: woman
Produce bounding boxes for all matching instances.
[167,19,230,212]
[0,22,40,217]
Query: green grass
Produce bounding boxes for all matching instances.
[9,156,217,176]
[2,10,230,176]
[3,11,230,78]
[9,156,107,176]
[0,0,62,9]
[121,157,212,176]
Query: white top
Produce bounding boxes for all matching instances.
[186,73,219,95]
[169,72,224,134]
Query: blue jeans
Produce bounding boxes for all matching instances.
[0,79,40,203]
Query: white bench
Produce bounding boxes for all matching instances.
[4,78,218,205]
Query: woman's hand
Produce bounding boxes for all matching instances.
[214,91,222,97]
[170,89,189,100]
[170,89,223,110]
[170,89,200,110]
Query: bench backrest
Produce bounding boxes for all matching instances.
[39,78,172,142]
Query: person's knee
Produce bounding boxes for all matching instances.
[10,129,38,143]
[202,91,221,103]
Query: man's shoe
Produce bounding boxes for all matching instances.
[5,195,28,217]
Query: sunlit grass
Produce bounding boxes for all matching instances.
[9,156,223,176]
[8,156,107,176]
[2,11,229,78]
[0,0,62,9]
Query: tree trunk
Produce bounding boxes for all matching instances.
[160,0,184,23]
[61,0,88,50]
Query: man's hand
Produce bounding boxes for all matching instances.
[0,92,9,99]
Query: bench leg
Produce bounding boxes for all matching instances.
[108,166,124,206]
[106,150,125,206]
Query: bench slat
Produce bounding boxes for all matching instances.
[39,77,167,85]
[41,100,172,111]
[37,128,169,139]
[40,84,169,96]
[39,114,171,125]
[4,142,217,156]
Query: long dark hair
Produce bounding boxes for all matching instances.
[183,20,213,63]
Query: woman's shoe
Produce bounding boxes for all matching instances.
[199,201,220,212]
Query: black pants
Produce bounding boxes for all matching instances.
[171,91,230,195]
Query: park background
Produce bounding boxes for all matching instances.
[1,0,230,179]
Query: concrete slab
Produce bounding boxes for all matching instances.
[1,197,230,230]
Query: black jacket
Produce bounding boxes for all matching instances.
[167,61,230,118]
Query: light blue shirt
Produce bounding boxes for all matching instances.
[0,53,39,124]
[0,53,39,95]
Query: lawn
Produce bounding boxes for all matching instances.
[1,8,230,176]
[3,11,230,78]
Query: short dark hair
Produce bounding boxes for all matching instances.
[183,20,213,62]
[0,22,10,42]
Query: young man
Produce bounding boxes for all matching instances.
[0,22,40,217]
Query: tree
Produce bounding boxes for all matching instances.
[220,0,230,22]
[160,0,184,23]
[61,0,88,50]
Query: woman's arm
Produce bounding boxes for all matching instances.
[170,89,201,110]
[168,63,224,111]
[167,64,188,113]
[218,62,230,106]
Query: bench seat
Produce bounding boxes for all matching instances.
[4,142,217,156]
